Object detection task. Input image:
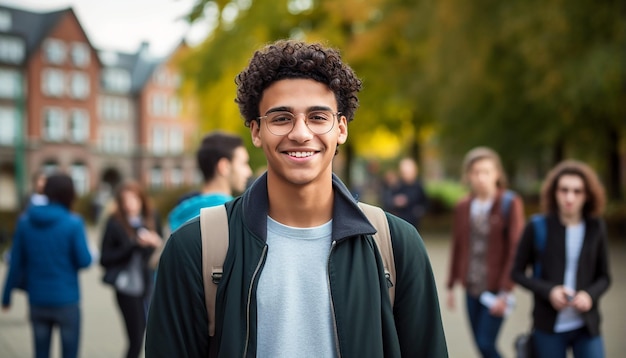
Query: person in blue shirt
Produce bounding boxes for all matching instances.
[167,131,252,232]
[2,172,92,358]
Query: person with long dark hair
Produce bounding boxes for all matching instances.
[100,181,162,358]
[2,172,92,358]
[511,160,611,358]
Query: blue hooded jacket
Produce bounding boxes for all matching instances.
[2,203,92,307]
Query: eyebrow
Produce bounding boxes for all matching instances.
[264,105,333,115]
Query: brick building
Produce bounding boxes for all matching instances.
[0,5,198,212]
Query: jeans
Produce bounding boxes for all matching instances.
[29,303,81,358]
[466,293,504,358]
[533,327,605,358]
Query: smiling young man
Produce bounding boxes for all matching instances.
[145,40,448,358]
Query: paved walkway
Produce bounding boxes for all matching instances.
[0,228,624,357]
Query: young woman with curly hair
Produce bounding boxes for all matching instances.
[512,160,611,358]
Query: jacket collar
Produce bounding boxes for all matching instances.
[240,172,377,242]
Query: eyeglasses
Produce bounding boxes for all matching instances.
[257,110,340,136]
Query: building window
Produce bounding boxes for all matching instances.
[44,39,66,65]
[71,43,90,68]
[0,10,11,31]
[0,69,20,98]
[170,167,183,187]
[150,166,163,189]
[153,68,168,86]
[41,69,65,97]
[42,162,59,175]
[150,93,167,116]
[0,35,25,64]
[69,72,90,99]
[169,128,184,154]
[168,97,181,117]
[70,163,89,195]
[101,129,129,154]
[70,109,89,143]
[102,68,131,93]
[43,108,65,141]
[0,106,16,145]
[151,126,166,155]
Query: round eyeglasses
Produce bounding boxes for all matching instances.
[257,110,340,136]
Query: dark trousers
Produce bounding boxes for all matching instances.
[533,327,605,358]
[466,293,504,358]
[115,291,147,358]
[29,303,81,358]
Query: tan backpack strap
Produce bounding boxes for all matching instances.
[357,202,396,306]
[200,205,229,337]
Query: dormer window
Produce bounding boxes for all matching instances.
[71,43,90,67]
[44,39,67,65]
[0,35,25,64]
[0,11,11,31]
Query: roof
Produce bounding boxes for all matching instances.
[0,5,69,60]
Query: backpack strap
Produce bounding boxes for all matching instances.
[357,202,396,306]
[500,189,515,224]
[200,205,229,338]
[530,214,547,278]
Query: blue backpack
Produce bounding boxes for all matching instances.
[530,214,547,278]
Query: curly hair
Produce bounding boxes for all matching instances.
[235,40,362,126]
[540,159,606,218]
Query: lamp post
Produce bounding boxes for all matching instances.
[14,70,26,208]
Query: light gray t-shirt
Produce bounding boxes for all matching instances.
[554,222,586,332]
[256,216,336,358]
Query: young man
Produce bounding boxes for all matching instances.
[167,131,252,232]
[146,40,447,357]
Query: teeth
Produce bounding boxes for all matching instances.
[287,152,314,158]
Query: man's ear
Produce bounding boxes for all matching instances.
[216,157,231,177]
[337,115,348,145]
[250,120,262,147]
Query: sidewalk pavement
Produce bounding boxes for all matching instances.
[0,227,624,357]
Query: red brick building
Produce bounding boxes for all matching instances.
[0,5,199,212]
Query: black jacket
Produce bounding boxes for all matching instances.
[146,173,448,357]
[511,214,611,335]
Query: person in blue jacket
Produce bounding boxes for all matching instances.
[2,172,92,358]
[167,131,252,232]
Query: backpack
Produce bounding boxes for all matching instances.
[199,202,396,337]
[530,214,547,278]
[500,189,515,221]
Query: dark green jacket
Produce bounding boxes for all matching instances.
[146,174,448,357]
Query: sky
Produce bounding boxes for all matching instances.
[1,0,213,57]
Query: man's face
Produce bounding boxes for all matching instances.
[555,174,586,218]
[226,146,252,194]
[250,78,347,188]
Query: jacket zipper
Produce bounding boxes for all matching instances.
[243,245,267,357]
[327,240,342,358]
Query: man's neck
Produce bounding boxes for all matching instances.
[201,179,231,196]
[266,176,334,228]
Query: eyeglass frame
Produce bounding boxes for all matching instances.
[256,109,342,136]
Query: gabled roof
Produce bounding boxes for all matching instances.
[0,5,68,59]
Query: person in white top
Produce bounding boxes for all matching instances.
[512,160,612,358]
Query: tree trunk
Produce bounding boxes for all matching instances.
[607,127,623,200]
